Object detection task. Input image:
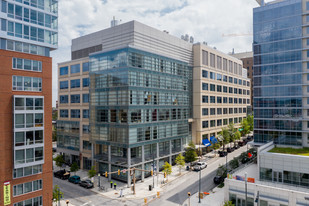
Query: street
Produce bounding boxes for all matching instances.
[53,177,143,206]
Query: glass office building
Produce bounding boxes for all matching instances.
[89,47,192,182]
[253,0,304,146]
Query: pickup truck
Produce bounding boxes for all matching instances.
[54,169,70,180]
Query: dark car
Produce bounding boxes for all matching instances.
[79,180,94,189]
[247,136,253,142]
[68,175,81,184]
[226,147,234,153]
[219,151,227,157]
[54,169,70,180]
[213,175,225,184]
[238,141,245,147]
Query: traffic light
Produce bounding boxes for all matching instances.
[105,171,107,177]
[151,170,153,176]
[164,172,166,178]
[118,169,120,175]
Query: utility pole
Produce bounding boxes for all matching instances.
[198,144,201,203]
[133,168,136,195]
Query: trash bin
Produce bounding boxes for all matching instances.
[149,185,152,191]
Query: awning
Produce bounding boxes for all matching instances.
[202,139,212,147]
[210,136,218,144]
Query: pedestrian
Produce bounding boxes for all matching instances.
[110,181,113,188]
[114,182,117,190]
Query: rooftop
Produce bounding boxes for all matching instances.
[268,147,309,156]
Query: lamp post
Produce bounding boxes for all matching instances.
[53,199,56,206]
[98,173,101,189]
[152,154,155,189]
[66,200,69,206]
[198,143,201,203]
[245,172,248,206]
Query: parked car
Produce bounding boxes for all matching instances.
[238,141,245,147]
[247,136,253,142]
[68,175,81,184]
[193,162,207,171]
[213,175,225,184]
[54,169,70,180]
[79,180,94,189]
[226,147,234,153]
[219,151,227,157]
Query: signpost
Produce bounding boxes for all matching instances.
[3,181,11,206]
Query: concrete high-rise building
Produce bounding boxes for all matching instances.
[0,0,58,205]
[231,52,253,109]
[192,44,251,145]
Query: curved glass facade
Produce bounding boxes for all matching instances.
[253,0,303,145]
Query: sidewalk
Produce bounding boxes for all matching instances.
[183,186,225,206]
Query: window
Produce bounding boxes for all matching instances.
[210,96,215,103]
[71,94,80,103]
[12,76,41,91]
[82,62,89,72]
[234,108,238,114]
[202,108,208,116]
[229,87,233,93]
[229,97,233,104]
[14,196,42,206]
[307,2,309,10]
[202,121,208,128]
[229,77,233,83]
[217,74,222,81]
[234,98,238,104]
[223,58,227,71]
[59,66,68,75]
[223,86,227,93]
[71,109,80,118]
[70,79,80,88]
[223,108,228,114]
[83,125,89,134]
[217,56,222,69]
[223,119,228,125]
[210,53,215,67]
[12,58,42,72]
[202,96,208,103]
[217,108,222,115]
[239,79,242,85]
[60,110,68,118]
[82,78,89,87]
[83,109,89,118]
[210,120,215,127]
[217,97,222,103]
[13,165,42,178]
[234,78,238,84]
[229,108,233,114]
[202,83,208,90]
[223,97,227,103]
[202,70,208,78]
[210,108,215,115]
[83,94,89,103]
[210,72,215,80]
[234,118,238,123]
[60,81,68,89]
[83,140,92,150]
[210,84,215,91]
[234,88,237,94]
[13,180,42,196]
[223,75,227,82]
[217,119,222,126]
[202,50,208,65]
[217,85,222,92]
[70,64,80,74]
[59,95,68,104]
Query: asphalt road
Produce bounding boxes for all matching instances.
[167,170,217,205]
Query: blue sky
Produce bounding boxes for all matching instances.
[50,0,261,107]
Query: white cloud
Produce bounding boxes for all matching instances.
[50,0,259,107]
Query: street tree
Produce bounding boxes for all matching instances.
[234,130,241,147]
[229,157,239,170]
[88,166,96,178]
[52,185,63,203]
[175,154,185,175]
[240,118,250,138]
[247,115,253,132]
[163,161,172,181]
[70,162,79,175]
[185,142,197,163]
[220,128,230,152]
[53,154,65,170]
[223,201,235,206]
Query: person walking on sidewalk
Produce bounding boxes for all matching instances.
[110,181,113,188]
[114,182,117,190]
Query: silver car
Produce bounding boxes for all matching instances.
[193,162,207,171]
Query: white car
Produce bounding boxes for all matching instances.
[193,162,207,171]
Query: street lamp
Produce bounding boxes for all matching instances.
[245,172,248,206]
[66,200,69,206]
[198,142,201,204]
[98,173,101,189]
[152,153,155,189]
[53,199,56,206]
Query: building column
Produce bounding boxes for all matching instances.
[108,145,111,182]
[127,147,131,187]
[141,145,145,182]
[169,140,172,164]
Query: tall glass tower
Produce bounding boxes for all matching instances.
[253,0,305,146]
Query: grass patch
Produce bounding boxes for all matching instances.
[268,147,309,156]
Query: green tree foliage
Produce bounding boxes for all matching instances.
[240,118,250,137]
[223,201,235,206]
[52,185,63,202]
[175,154,185,175]
[229,157,239,170]
[234,130,241,147]
[220,128,230,151]
[247,115,253,131]
[216,165,227,177]
[88,166,96,178]
[70,162,79,175]
[185,142,197,163]
[52,110,58,121]
[163,162,172,180]
[53,154,65,169]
